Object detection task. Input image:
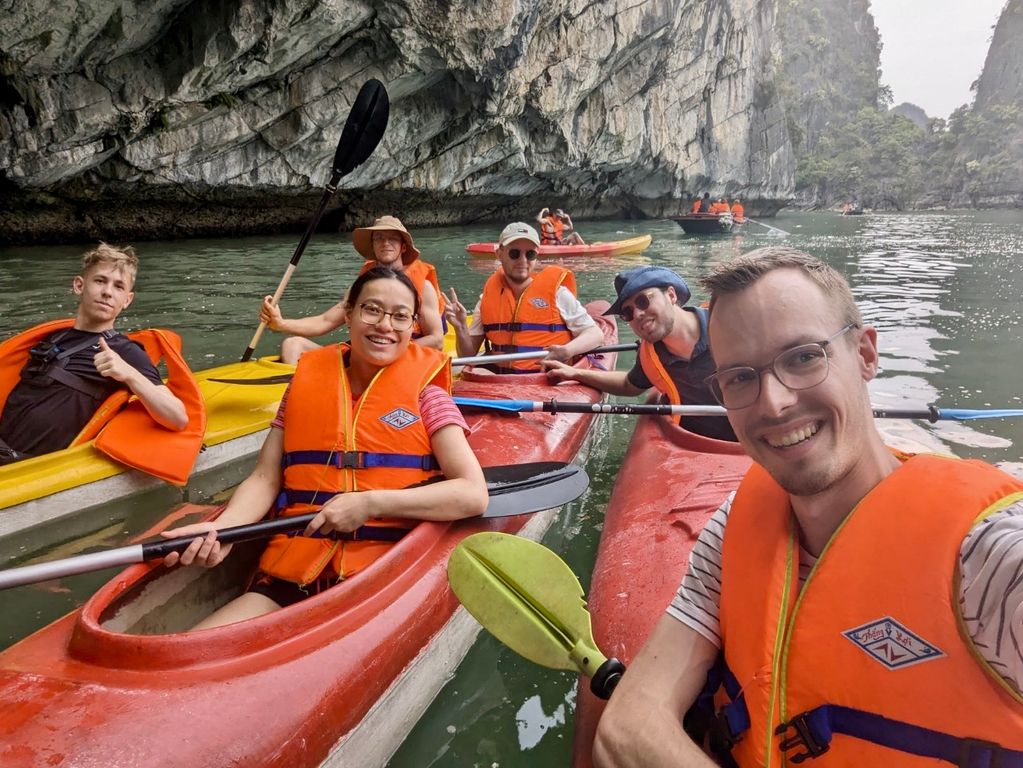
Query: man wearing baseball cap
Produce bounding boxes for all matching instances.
[445,222,603,373]
[260,215,445,362]
[544,265,735,440]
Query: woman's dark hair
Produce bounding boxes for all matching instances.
[345,266,420,318]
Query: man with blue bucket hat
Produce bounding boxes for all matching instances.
[544,265,735,441]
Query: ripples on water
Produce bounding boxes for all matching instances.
[1,211,1022,764]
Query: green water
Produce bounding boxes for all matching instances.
[1,211,1022,764]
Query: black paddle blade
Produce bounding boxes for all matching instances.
[332,79,390,179]
[482,462,589,518]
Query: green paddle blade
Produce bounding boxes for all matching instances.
[447,532,606,676]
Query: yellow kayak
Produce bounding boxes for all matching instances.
[466,234,652,258]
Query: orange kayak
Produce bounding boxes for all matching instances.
[571,411,750,767]
[466,234,652,258]
[0,306,618,768]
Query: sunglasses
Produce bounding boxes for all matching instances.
[508,248,538,261]
[620,291,658,322]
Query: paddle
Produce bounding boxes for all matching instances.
[208,342,640,385]
[452,398,1023,423]
[447,531,623,699]
[0,462,588,591]
[745,218,790,237]
[240,79,390,362]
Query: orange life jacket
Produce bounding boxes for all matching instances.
[358,259,446,337]
[0,319,205,485]
[637,341,681,404]
[731,203,745,222]
[258,342,450,585]
[479,266,575,373]
[691,199,702,213]
[716,454,1023,766]
[539,216,565,245]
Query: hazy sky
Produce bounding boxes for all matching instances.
[871,0,1007,119]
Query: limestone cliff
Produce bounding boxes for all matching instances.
[1,0,801,244]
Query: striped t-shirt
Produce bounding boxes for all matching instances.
[668,493,1023,694]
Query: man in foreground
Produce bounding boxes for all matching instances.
[593,246,1023,766]
[0,244,188,462]
[543,266,734,441]
[445,222,602,373]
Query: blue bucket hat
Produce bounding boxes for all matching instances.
[604,266,691,316]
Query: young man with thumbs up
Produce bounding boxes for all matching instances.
[0,244,187,462]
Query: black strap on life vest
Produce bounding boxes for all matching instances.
[24,329,120,400]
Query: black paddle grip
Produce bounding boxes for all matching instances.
[590,657,626,700]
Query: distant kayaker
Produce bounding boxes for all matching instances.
[593,247,1023,767]
[542,265,735,442]
[536,207,586,246]
[163,266,488,628]
[0,244,189,463]
[445,222,603,373]
[730,197,745,223]
[260,215,446,362]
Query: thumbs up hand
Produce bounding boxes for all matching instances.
[94,337,133,382]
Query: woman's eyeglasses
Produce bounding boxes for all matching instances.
[620,291,657,322]
[358,302,416,332]
[508,248,538,261]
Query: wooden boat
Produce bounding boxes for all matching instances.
[0,305,618,768]
[0,330,460,545]
[572,413,750,767]
[670,213,735,234]
[466,234,652,259]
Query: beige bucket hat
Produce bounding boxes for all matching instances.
[352,215,421,264]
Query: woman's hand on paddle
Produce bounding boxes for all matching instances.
[260,296,285,331]
[541,358,581,381]
[305,492,379,536]
[444,288,469,332]
[160,522,233,568]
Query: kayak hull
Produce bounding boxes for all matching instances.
[0,307,618,768]
[571,412,750,767]
[670,214,735,234]
[466,234,652,258]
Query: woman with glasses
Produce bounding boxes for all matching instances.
[445,222,603,373]
[162,266,488,628]
[544,265,735,441]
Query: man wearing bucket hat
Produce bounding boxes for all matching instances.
[260,215,445,362]
[445,222,603,373]
[543,265,735,441]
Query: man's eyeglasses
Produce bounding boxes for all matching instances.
[358,302,416,332]
[705,323,859,410]
[508,248,538,261]
[620,290,660,322]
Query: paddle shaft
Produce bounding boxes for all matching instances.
[453,341,637,367]
[453,399,1022,423]
[0,462,587,591]
[745,218,790,236]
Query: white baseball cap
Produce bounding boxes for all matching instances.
[497,222,541,247]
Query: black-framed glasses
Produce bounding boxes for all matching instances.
[620,290,661,322]
[508,248,538,261]
[358,302,416,332]
[705,323,859,410]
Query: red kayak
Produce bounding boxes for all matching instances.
[571,411,750,767]
[0,306,617,768]
[466,235,652,258]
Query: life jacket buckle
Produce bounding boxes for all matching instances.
[775,712,829,763]
[339,451,364,469]
[709,709,743,752]
[959,738,1003,768]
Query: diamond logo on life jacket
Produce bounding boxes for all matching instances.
[379,408,419,430]
[530,297,550,309]
[842,617,945,670]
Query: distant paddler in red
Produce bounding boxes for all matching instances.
[261,215,446,362]
[543,265,735,441]
[536,206,586,245]
[445,222,603,373]
[730,197,745,224]
[165,266,487,629]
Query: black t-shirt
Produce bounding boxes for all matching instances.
[626,307,737,442]
[0,329,163,456]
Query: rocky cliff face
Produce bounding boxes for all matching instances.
[1,0,800,244]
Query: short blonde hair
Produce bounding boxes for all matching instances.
[702,246,862,328]
[80,243,139,287]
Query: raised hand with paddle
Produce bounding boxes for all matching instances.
[240,78,390,362]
